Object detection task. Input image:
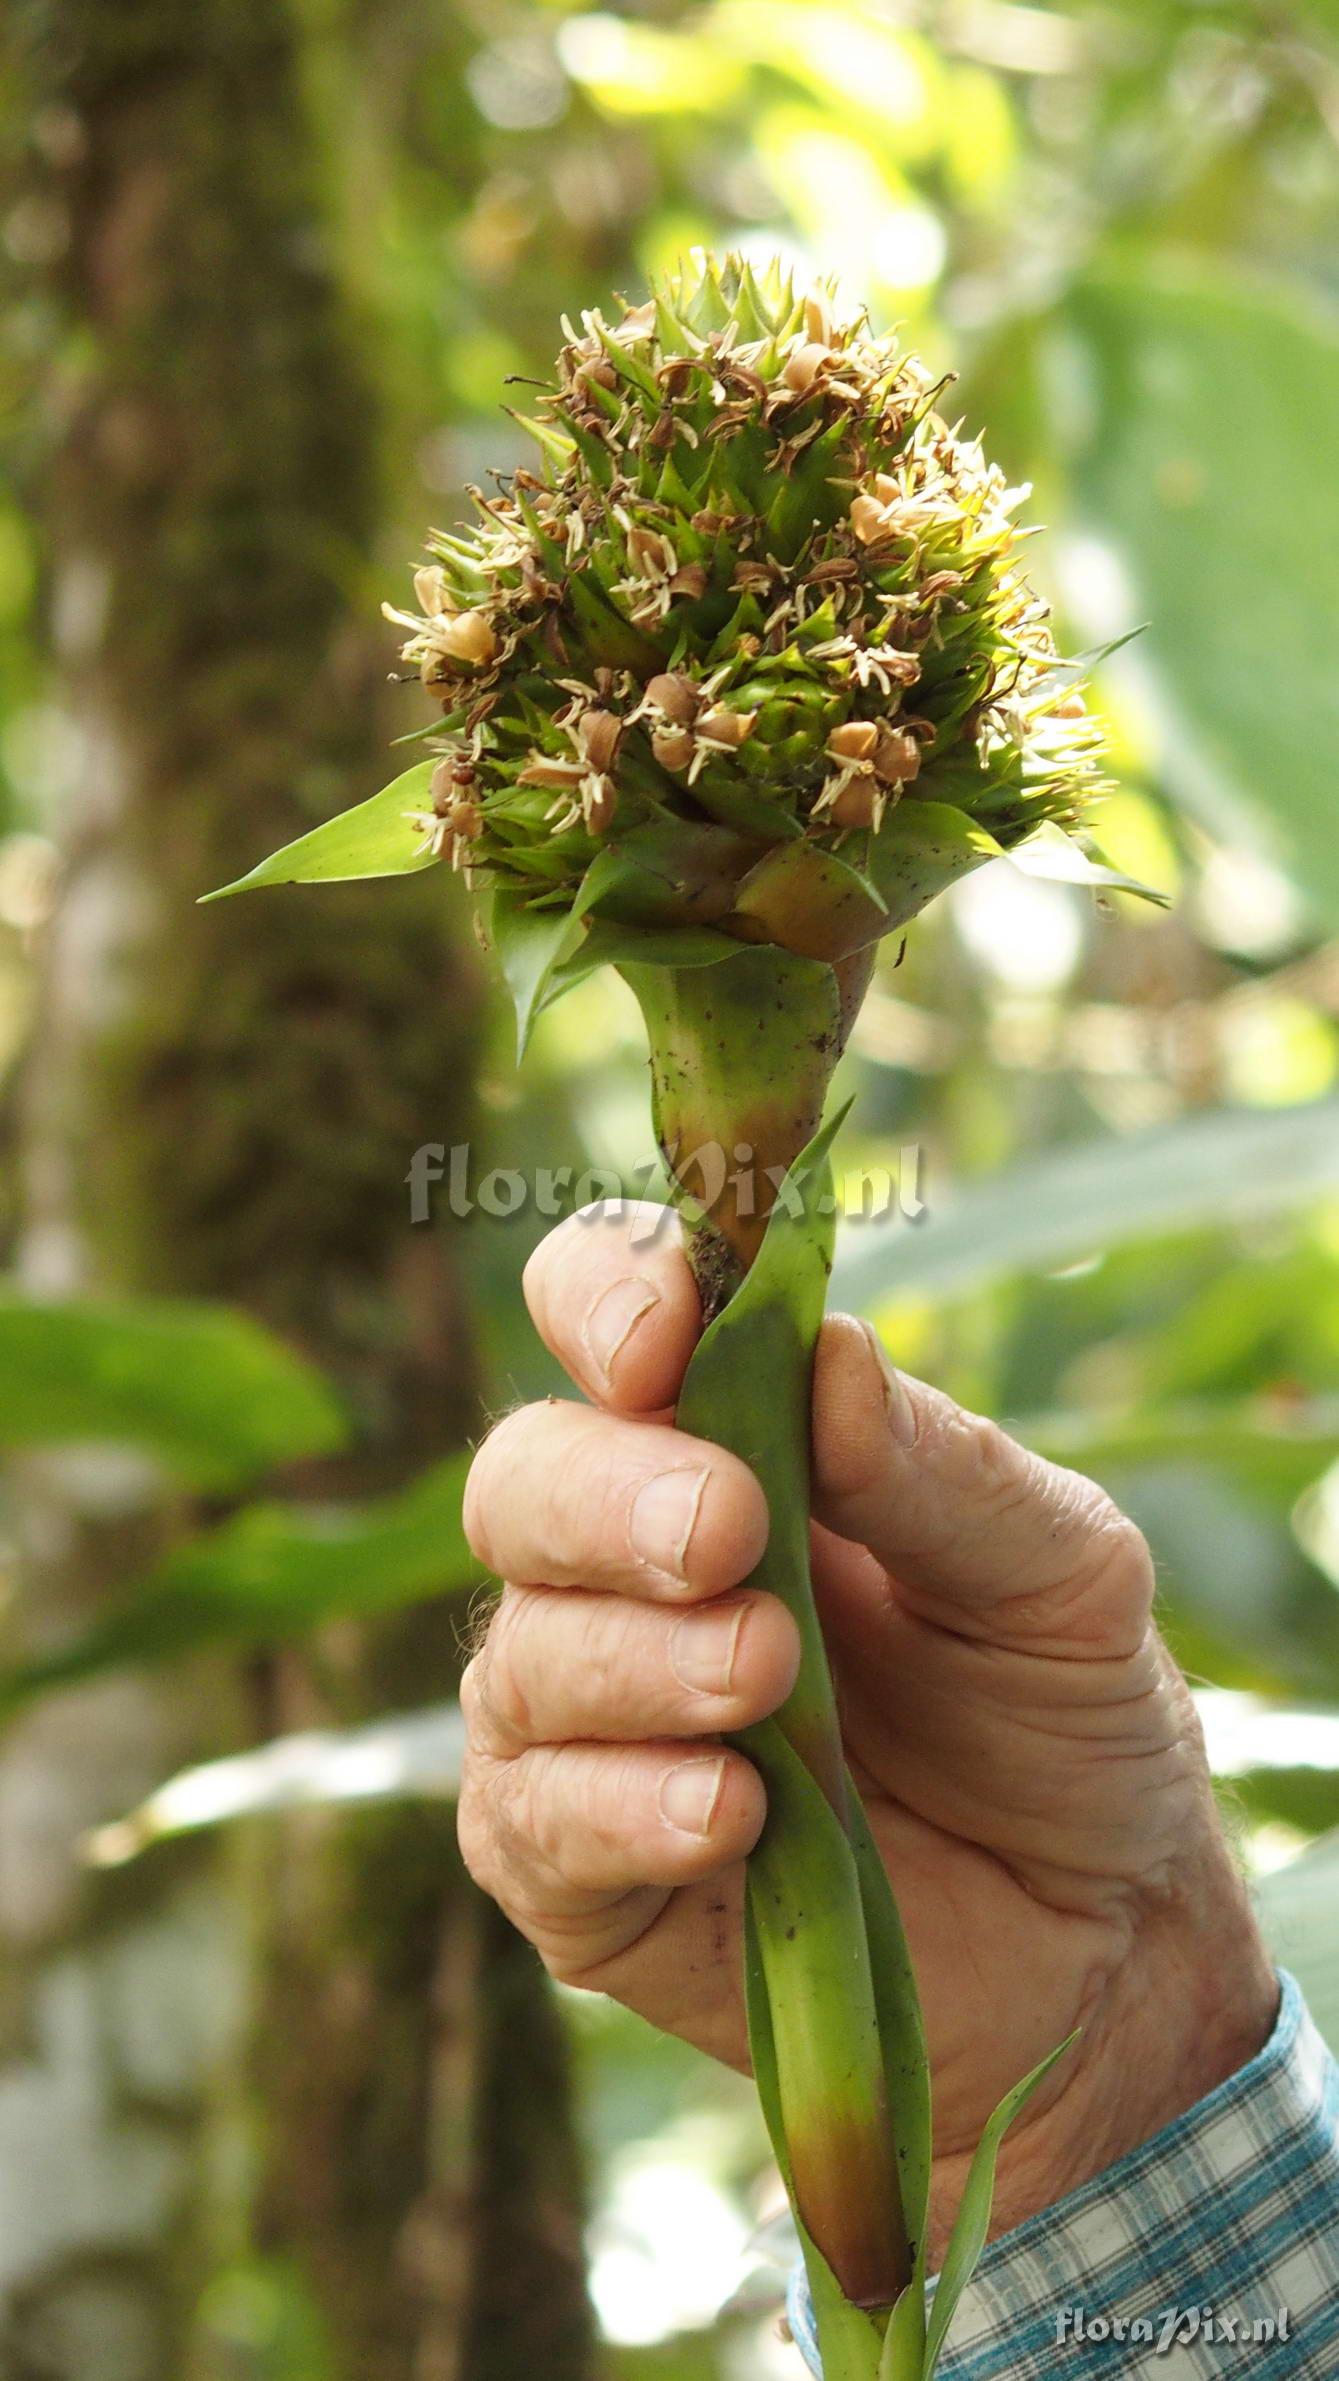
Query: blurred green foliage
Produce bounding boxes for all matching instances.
[4,1,1339,2371]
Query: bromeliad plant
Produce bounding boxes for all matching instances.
[210,255,1156,2378]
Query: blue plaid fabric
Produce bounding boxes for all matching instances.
[788,1973,1339,2377]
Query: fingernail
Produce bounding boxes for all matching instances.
[583,1274,660,1385]
[629,1466,711,1581]
[863,1323,918,1447]
[670,1600,746,1697]
[659,1756,726,1837]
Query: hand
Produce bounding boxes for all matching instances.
[458,1204,1277,2252]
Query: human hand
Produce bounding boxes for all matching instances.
[459,1204,1276,2252]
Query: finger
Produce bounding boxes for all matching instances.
[463,1399,768,1602]
[523,1201,700,1412]
[458,1737,765,1941]
[811,1315,1154,1652]
[462,1584,800,1754]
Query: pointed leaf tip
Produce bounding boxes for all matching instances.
[923,2030,1080,2378]
[1007,822,1168,906]
[200,762,442,902]
[489,890,585,1062]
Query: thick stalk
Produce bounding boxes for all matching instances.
[621,943,874,1312]
[621,946,863,1807]
[624,947,912,2324]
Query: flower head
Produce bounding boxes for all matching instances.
[384,254,1107,963]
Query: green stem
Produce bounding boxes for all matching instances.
[621,942,873,1310]
[621,946,862,1807]
[626,947,913,2334]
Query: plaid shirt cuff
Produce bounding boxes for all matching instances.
[787,1972,1339,2376]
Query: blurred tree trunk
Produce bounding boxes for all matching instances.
[0,4,592,2379]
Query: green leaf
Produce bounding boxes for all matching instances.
[572,844,639,924]
[831,1097,1339,1314]
[742,1896,886,2381]
[679,1110,923,2354]
[542,919,741,1015]
[1020,1401,1339,1509]
[0,1451,473,1720]
[579,815,756,929]
[1233,1763,1339,1845]
[848,1793,932,2291]
[0,1295,347,1488]
[1006,822,1168,906]
[732,839,890,962]
[1118,1466,1339,1704]
[865,803,999,932]
[1046,262,1339,929]
[489,888,583,1059]
[923,2033,1080,2379]
[878,2285,927,2381]
[200,763,442,900]
[742,1752,904,2379]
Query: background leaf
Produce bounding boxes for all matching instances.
[0,1295,348,1487]
[832,1099,1339,1312]
[0,1451,474,1717]
[1257,1829,1339,2054]
[85,1701,468,1865]
[1046,262,1339,928]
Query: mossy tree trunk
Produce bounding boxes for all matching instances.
[0,4,593,2377]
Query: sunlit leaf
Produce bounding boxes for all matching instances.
[1006,820,1168,906]
[848,1792,932,2283]
[85,1701,467,1866]
[865,803,999,930]
[878,2281,927,2381]
[1047,262,1339,929]
[832,1097,1339,1312]
[1020,1401,1339,1507]
[732,839,889,962]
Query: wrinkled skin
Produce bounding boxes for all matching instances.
[459,1203,1277,2257]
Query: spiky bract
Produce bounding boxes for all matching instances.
[386,254,1103,962]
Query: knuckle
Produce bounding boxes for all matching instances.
[463,1405,555,1568]
[477,1593,540,1745]
[574,1596,637,1709]
[458,1648,486,1733]
[488,1753,547,1880]
[1073,1495,1155,1624]
[495,1748,588,1889]
[573,1753,647,1872]
[564,1430,645,1570]
[522,1747,635,1885]
[456,1764,501,1899]
[462,1414,514,1563]
[520,1224,563,1317]
[938,1401,1034,1515]
[1014,1476,1157,1647]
